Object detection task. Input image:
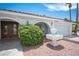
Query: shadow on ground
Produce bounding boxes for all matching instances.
[23,39,49,52]
[46,43,64,51]
[22,44,42,52]
[0,39,22,51]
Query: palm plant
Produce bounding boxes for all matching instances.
[75,3,79,32]
[66,3,72,22]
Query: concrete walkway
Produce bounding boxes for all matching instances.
[64,35,79,43]
[0,40,23,56]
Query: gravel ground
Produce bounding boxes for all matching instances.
[23,39,79,56]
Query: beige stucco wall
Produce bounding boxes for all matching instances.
[0,10,72,36]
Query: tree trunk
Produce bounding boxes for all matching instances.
[75,3,78,33]
[70,7,72,22]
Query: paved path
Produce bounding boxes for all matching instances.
[64,35,79,42]
[0,40,23,56]
[23,39,79,56]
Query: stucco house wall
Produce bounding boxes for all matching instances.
[0,9,72,37]
[54,21,72,36]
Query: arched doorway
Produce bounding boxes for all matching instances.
[35,22,50,35]
[0,19,19,40]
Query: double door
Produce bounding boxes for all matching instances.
[1,21,19,39]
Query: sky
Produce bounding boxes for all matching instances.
[0,3,78,21]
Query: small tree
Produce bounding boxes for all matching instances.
[75,3,79,33]
[20,24,44,46]
[66,3,72,22]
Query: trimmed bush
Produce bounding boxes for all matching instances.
[20,24,44,46]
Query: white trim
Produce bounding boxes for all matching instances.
[0,17,23,24]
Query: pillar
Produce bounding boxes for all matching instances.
[0,21,1,40]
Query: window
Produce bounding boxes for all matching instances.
[13,24,17,34]
[4,25,8,35]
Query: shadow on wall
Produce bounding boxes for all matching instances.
[35,22,50,35]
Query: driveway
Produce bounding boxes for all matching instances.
[0,40,23,56]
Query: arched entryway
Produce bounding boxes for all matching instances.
[0,19,19,40]
[35,22,50,35]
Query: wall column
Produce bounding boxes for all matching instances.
[0,21,1,40]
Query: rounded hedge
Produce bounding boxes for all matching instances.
[20,24,44,46]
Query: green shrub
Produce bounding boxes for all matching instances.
[20,24,44,46]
